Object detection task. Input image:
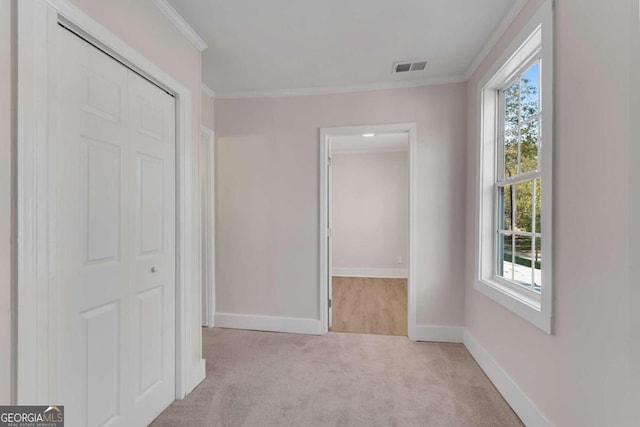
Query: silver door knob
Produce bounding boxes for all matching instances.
[151,266,158,273]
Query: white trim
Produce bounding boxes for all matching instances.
[475,279,551,333]
[216,75,466,99]
[201,126,216,328]
[151,0,207,52]
[320,123,418,341]
[463,329,550,427]
[17,0,204,404]
[332,147,408,155]
[17,1,51,402]
[414,326,463,343]
[215,313,322,336]
[189,359,206,395]
[201,83,215,98]
[332,268,408,279]
[474,0,553,334]
[464,0,529,80]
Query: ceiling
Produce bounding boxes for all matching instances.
[331,133,409,155]
[167,0,523,97]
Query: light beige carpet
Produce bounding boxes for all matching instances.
[330,276,408,336]
[151,328,523,427]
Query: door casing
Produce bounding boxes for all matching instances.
[16,0,205,404]
[201,126,216,328]
[319,123,418,339]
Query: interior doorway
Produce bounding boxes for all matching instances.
[319,124,417,339]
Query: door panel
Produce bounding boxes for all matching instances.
[57,28,129,427]
[128,71,175,426]
[83,138,122,264]
[136,286,164,395]
[83,302,120,427]
[137,155,165,256]
[56,27,175,427]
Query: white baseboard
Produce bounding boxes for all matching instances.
[332,267,408,279]
[412,325,463,343]
[215,313,322,335]
[463,329,550,427]
[187,359,206,395]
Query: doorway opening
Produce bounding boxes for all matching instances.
[319,124,417,339]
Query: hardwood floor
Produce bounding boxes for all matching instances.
[330,276,407,336]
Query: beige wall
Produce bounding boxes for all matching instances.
[202,91,215,130]
[0,0,16,405]
[630,0,640,414]
[465,0,633,425]
[215,83,467,326]
[331,151,408,271]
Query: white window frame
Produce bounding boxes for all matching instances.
[475,0,553,333]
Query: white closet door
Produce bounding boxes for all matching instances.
[56,27,175,427]
[127,64,176,427]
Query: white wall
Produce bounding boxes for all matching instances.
[0,0,16,405]
[465,0,633,425]
[331,151,408,273]
[215,83,467,327]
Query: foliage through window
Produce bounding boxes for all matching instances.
[496,60,542,292]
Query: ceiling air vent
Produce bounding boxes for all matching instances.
[393,60,428,74]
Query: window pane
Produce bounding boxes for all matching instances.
[521,62,540,122]
[504,80,519,132]
[520,119,539,173]
[535,178,542,233]
[534,237,542,291]
[504,131,518,178]
[513,235,534,287]
[515,180,534,232]
[504,81,519,178]
[498,185,513,231]
[498,233,513,281]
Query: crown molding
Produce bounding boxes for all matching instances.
[152,0,207,52]
[214,75,466,99]
[201,83,215,98]
[464,0,528,80]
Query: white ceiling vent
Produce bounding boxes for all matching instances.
[393,60,428,74]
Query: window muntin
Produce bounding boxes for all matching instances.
[496,58,542,293]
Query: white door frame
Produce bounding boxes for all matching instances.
[319,123,418,340]
[201,126,216,327]
[17,0,204,404]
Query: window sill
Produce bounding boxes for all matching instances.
[475,277,552,334]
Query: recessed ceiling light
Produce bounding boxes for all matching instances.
[362,133,375,137]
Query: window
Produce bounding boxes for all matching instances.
[476,0,553,333]
[496,60,541,292]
